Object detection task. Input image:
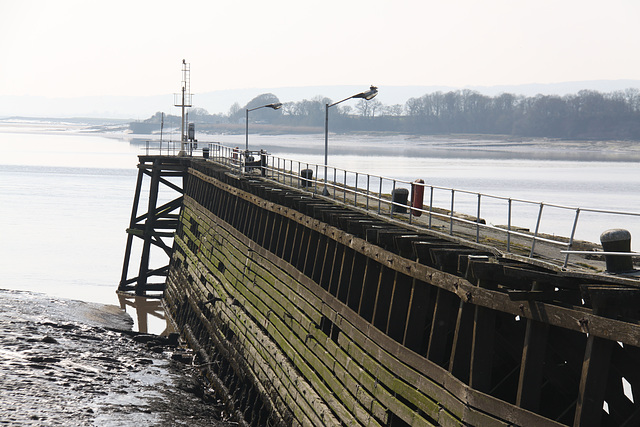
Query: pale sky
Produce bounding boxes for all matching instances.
[1,0,639,98]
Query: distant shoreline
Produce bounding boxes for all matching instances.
[2,118,640,163]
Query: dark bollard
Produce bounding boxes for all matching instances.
[301,169,313,187]
[202,147,209,159]
[391,188,409,213]
[260,151,267,177]
[600,229,634,273]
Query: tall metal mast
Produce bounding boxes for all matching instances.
[174,59,192,155]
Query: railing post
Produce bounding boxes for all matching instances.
[366,174,370,211]
[314,164,318,194]
[507,198,512,252]
[563,208,581,268]
[354,173,359,207]
[450,189,455,235]
[378,177,383,214]
[333,168,337,199]
[476,193,482,243]
[530,203,545,258]
[391,180,397,218]
[409,183,413,225]
[429,186,434,229]
[344,170,347,203]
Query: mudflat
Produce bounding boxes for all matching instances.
[0,289,233,426]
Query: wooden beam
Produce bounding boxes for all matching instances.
[516,319,549,412]
[470,305,496,393]
[449,300,475,383]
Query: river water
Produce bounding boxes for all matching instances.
[0,120,241,425]
[1,119,639,423]
[2,120,640,310]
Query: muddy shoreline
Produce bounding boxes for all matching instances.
[0,289,234,426]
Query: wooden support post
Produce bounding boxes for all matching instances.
[449,300,475,383]
[427,288,459,366]
[303,229,320,278]
[515,277,552,413]
[328,244,345,297]
[346,252,367,312]
[119,156,185,295]
[357,259,381,322]
[573,334,614,426]
[403,279,432,354]
[470,305,495,393]
[311,234,328,284]
[372,268,396,333]
[118,167,145,291]
[319,238,336,291]
[516,319,549,412]
[136,159,161,295]
[573,287,620,427]
[336,247,355,303]
[386,272,412,343]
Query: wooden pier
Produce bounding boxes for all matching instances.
[121,155,640,426]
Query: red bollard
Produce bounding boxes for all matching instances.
[411,179,425,217]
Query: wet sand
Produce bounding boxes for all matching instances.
[0,289,234,426]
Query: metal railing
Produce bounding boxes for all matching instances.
[183,142,640,269]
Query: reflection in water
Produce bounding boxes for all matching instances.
[118,294,174,336]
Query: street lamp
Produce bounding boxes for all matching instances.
[245,102,283,151]
[324,86,378,195]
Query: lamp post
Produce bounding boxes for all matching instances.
[245,102,283,151]
[324,86,378,195]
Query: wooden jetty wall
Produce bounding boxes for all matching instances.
[140,156,640,426]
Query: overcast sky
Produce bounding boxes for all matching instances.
[1,0,639,99]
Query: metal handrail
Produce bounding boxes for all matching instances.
[167,141,640,270]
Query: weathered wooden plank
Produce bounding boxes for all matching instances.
[184,181,640,345]
[187,270,325,425]
[322,291,565,427]
[171,259,292,424]
[184,210,390,425]
[190,204,430,424]
[179,173,640,427]
[176,236,339,425]
[335,331,460,427]
[181,197,524,424]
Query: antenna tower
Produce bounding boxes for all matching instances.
[174,59,192,154]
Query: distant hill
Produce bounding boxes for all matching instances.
[2,80,639,120]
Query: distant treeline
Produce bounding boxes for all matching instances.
[132,89,640,140]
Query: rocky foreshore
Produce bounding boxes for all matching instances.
[0,289,234,426]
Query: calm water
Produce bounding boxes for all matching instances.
[2,121,640,316]
[219,133,640,249]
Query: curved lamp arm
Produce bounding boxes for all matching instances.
[328,86,378,108]
[323,86,378,195]
[246,103,283,151]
